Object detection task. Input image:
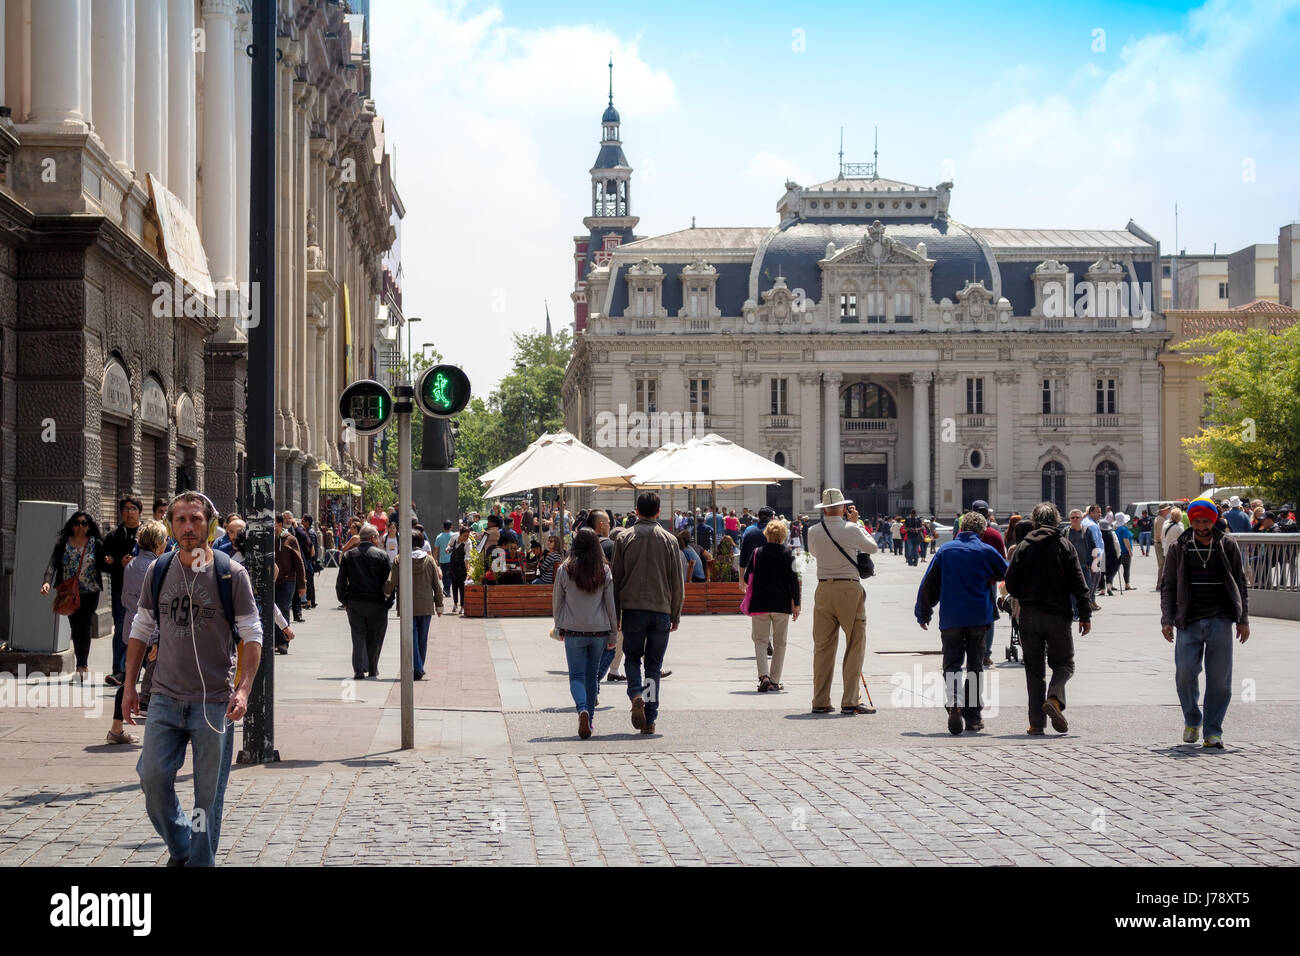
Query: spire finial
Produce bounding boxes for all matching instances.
[873,126,879,175]
[838,127,844,178]
[608,53,614,107]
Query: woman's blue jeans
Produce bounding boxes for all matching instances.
[564,634,607,716]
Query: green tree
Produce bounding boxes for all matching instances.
[1180,323,1300,503]
[454,329,573,513]
[362,471,395,513]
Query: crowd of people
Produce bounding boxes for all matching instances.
[30,481,1290,864]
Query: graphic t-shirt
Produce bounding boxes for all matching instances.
[135,557,260,704]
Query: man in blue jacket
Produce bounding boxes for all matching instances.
[914,511,1009,735]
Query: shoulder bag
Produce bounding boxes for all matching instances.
[52,544,88,616]
[819,520,875,579]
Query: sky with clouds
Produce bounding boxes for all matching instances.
[368,0,1300,394]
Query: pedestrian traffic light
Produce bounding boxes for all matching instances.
[416,364,471,418]
[338,379,394,435]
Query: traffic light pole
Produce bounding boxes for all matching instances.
[239,0,278,765]
[395,384,415,750]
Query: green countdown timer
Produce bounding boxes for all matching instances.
[338,380,394,435]
[416,364,471,418]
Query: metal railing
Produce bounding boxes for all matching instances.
[843,418,896,432]
[1235,533,1300,592]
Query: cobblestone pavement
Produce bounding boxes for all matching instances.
[3,558,1299,866]
[4,741,1299,866]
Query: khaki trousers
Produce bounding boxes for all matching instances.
[750,612,790,683]
[811,580,867,709]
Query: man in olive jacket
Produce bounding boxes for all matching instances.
[1160,497,1249,749]
[610,491,684,736]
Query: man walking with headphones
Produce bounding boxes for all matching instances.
[122,492,263,867]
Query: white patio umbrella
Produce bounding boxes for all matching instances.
[483,431,636,549]
[478,433,554,488]
[632,433,801,552]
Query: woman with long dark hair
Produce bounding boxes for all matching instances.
[552,527,617,739]
[40,510,110,682]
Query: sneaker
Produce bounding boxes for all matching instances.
[630,696,646,730]
[966,717,985,733]
[982,656,993,668]
[767,643,774,657]
[106,730,138,745]
[1203,735,1224,749]
[947,706,964,736]
[1044,697,1068,733]
[104,673,124,687]
[1182,725,1199,744]
[578,711,591,740]
[606,673,626,683]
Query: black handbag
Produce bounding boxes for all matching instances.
[818,520,875,579]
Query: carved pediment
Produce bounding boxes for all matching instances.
[827,221,930,267]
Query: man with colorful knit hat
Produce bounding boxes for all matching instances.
[1159,495,1250,749]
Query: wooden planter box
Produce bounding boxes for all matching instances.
[463,581,744,618]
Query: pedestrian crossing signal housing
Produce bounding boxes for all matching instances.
[339,379,394,435]
[416,364,471,418]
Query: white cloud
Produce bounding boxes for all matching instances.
[960,0,1300,248]
[369,2,676,396]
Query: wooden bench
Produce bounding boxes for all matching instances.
[463,581,743,618]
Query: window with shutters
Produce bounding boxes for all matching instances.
[1095,377,1117,414]
[689,378,711,416]
[965,377,985,414]
[770,378,788,415]
[839,293,858,323]
[635,378,657,413]
[1041,378,1063,414]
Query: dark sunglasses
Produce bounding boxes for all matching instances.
[72,520,89,526]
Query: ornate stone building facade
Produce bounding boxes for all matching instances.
[0,0,397,639]
[564,96,1171,519]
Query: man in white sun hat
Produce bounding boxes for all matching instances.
[1222,496,1252,534]
[804,488,879,715]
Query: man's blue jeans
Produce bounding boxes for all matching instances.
[564,634,606,716]
[440,563,452,597]
[136,693,234,867]
[622,609,671,724]
[905,537,919,566]
[413,614,431,675]
[1175,615,1235,739]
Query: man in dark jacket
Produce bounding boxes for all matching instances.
[336,523,394,679]
[915,512,1008,735]
[102,495,144,684]
[739,506,774,569]
[1005,503,1092,735]
[1160,496,1249,749]
[611,492,684,736]
[290,513,313,620]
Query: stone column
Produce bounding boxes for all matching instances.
[934,371,959,516]
[822,371,842,491]
[79,0,93,131]
[28,0,86,126]
[233,10,250,286]
[798,371,821,508]
[275,47,295,453]
[133,0,168,183]
[911,371,932,515]
[91,0,135,174]
[994,370,1018,513]
[200,0,236,296]
[166,0,196,212]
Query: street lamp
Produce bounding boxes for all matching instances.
[405,315,422,381]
